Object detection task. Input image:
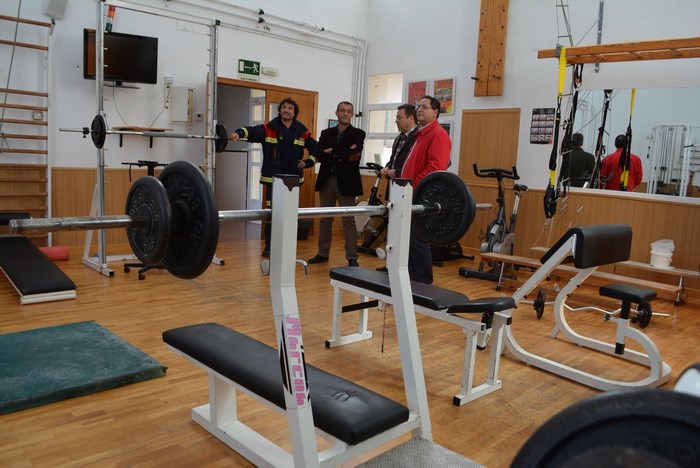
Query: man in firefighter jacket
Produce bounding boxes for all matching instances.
[230,97,317,257]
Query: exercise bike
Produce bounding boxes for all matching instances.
[459,164,527,283]
[357,162,388,256]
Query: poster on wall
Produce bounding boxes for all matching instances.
[433,78,455,115]
[530,108,556,144]
[407,80,428,106]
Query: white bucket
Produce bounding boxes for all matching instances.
[650,250,673,269]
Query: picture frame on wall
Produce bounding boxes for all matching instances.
[328,119,338,128]
[407,80,429,106]
[440,121,453,138]
[433,78,455,115]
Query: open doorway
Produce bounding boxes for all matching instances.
[215,78,318,241]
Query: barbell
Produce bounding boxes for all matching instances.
[9,161,478,279]
[59,114,230,153]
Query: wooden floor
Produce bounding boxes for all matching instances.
[1,230,699,467]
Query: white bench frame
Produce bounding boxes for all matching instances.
[171,176,455,467]
[327,226,671,407]
[496,231,672,391]
[327,280,503,406]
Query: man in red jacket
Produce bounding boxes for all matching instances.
[600,134,643,191]
[400,95,451,283]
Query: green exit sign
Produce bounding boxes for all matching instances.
[238,59,260,82]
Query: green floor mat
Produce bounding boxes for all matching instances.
[0,321,166,415]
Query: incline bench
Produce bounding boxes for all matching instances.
[0,215,76,304]
[327,266,515,405]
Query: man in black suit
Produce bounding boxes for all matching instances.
[380,103,418,183]
[308,101,366,266]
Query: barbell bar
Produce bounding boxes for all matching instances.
[59,114,230,153]
[9,161,480,279]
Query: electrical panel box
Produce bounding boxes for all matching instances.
[169,86,193,123]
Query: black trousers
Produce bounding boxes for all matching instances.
[408,218,433,284]
[264,184,272,249]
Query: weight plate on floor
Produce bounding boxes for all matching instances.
[159,161,219,279]
[636,302,652,329]
[413,171,475,246]
[215,123,228,153]
[125,176,172,266]
[512,389,700,468]
[91,114,107,149]
[534,289,545,319]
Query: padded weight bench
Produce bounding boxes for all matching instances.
[164,322,416,464]
[492,224,671,393]
[0,236,77,305]
[327,266,515,405]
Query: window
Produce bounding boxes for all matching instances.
[364,73,404,166]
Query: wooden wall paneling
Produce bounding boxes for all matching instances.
[458,108,520,186]
[512,188,700,291]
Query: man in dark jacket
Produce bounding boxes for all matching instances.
[229,97,317,257]
[308,101,365,266]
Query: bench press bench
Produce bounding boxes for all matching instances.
[0,235,76,305]
[327,266,515,405]
[163,174,484,466]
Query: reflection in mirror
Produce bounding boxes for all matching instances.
[572,88,700,198]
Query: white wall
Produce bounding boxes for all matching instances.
[365,0,700,189]
[3,0,698,187]
[0,0,368,170]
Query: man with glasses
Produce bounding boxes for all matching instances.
[400,95,451,284]
[308,101,366,267]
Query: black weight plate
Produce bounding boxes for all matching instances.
[512,389,700,468]
[534,289,545,319]
[159,161,219,279]
[125,176,171,266]
[413,171,475,246]
[91,114,107,149]
[215,123,228,153]
[636,302,652,329]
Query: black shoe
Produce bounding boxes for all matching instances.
[375,266,388,272]
[307,254,328,264]
[348,259,359,267]
[262,247,270,258]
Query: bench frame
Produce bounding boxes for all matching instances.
[495,228,671,391]
[168,177,447,467]
[328,225,671,407]
[327,278,503,406]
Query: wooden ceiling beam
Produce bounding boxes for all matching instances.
[538,37,700,64]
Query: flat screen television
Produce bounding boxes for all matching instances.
[83,29,158,86]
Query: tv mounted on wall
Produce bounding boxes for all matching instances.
[83,29,158,86]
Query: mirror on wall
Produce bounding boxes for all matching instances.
[571,87,700,198]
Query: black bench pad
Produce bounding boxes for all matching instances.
[0,236,76,295]
[600,283,657,303]
[331,266,491,314]
[162,323,409,446]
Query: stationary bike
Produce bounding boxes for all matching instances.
[459,164,528,283]
[357,162,387,255]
